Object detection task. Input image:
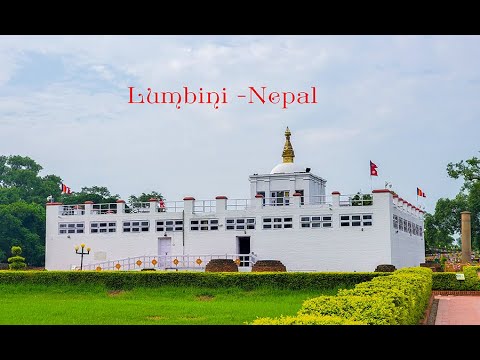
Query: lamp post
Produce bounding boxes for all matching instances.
[75,243,91,270]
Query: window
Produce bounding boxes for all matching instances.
[225,218,256,230]
[156,220,183,232]
[59,222,84,234]
[263,217,293,229]
[362,214,373,226]
[91,221,116,233]
[123,220,149,232]
[399,217,404,231]
[339,214,373,227]
[190,219,219,231]
[270,191,290,206]
[300,215,333,228]
[393,215,399,229]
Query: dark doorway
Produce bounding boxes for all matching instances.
[237,236,251,267]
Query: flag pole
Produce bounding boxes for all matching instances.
[370,175,372,192]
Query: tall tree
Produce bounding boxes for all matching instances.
[0,155,122,266]
[0,201,45,266]
[0,155,62,204]
[447,155,480,188]
[426,154,480,252]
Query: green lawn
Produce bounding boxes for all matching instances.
[0,284,345,325]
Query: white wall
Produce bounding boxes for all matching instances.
[389,198,425,268]
[45,190,420,272]
[249,173,326,200]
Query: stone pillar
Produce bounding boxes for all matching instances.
[149,198,159,214]
[183,197,195,214]
[331,191,340,207]
[255,194,264,209]
[215,196,228,213]
[84,201,94,214]
[116,199,126,214]
[461,211,472,264]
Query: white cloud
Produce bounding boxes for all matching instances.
[0,35,479,210]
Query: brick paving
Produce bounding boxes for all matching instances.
[434,295,480,325]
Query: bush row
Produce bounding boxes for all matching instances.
[0,271,388,290]
[252,267,433,325]
[431,266,480,290]
[3,267,479,291]
[250,314,367,325]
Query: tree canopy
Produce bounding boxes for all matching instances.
[0,155,127,267]
[60,186,120,205]
[0,155,62,204]
[447,156,480,188]
[425,154,480,253]
[128,191,164,204]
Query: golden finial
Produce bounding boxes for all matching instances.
[282,127,295,163]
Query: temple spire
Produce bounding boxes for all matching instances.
[282,127,295,163]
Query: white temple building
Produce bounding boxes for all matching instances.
[45,128,425,272]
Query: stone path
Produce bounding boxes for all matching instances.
[434,295,480,325]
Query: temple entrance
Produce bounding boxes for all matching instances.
[237,236,250,267]
[158,237,172,268]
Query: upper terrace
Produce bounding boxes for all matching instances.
[48,189,424,218]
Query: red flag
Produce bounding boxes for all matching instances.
[417,187,426,198]
[61,183,72,194]
[370,161,378,176]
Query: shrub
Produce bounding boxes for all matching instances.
[0,271,386,290]
[463,265,480,291]
[298,295,398,325]
[374,264,396,272]
[252,267,433,325]
[8,246,26,271]
[251,314,367,325]
[11,246,22,257]
[251,260,287,272]
[205,259,238,272]
[337,287,409,324]
[432,272,467,290]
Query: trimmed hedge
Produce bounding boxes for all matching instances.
[337,287,409,324]
[251,267,433,325]
[432,273,470,290]
[252,314,367,325]
[432,266,480,290]
[0,271,388,290]
[298,295,399,325]
[464,266,480,290]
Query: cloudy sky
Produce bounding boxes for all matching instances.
[1,35,479,211]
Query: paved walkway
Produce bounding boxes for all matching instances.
[434,295,480,325]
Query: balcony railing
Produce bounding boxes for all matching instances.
[55,193,376,217]
[226,199,251,210]
[91,203,118,215]
[59,204,86,216]
[193,200,215,213]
